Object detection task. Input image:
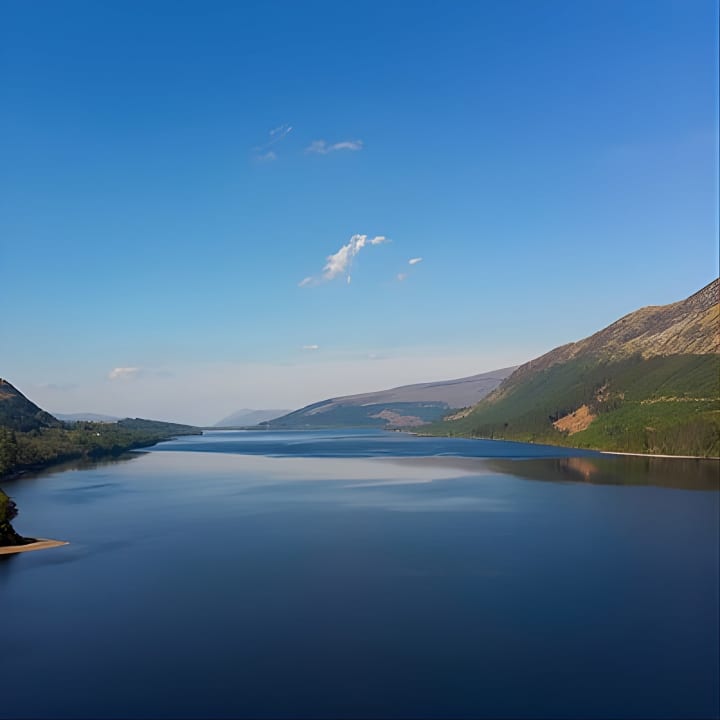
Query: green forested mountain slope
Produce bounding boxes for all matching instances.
[436,280,720,456]
[0,379,61,432]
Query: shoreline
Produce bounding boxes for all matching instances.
[0,539,69,555]
[408,430,719,461]
[599,450,720,460]
[0,435,183,484]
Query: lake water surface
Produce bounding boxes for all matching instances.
[1,430,718,719]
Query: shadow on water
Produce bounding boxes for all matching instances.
[0,451,146,488]
[487,455,720,490]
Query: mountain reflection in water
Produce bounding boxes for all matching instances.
[487,454,720,490]
[1,430,718,719]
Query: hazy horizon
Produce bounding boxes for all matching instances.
[36,348,528,426]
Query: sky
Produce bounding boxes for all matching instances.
[1,0,718,425]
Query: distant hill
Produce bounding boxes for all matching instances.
[0,380,202,483]
[54,412,120,423]
[0,379,61,432]
[266,367,517,429]
[215,409,292,427]
[436,279,720,457]
[114,418,201,435]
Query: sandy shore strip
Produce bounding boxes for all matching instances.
[599,451,720,460]
[0,539,69,555]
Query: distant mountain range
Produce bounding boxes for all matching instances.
[434,279,720,456]
[265,367,517,429]
[215,409,292,427]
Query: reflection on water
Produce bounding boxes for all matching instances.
[1,431,718,719]
[1,451,143,488]
[487,455,720,490]
[153,427,602,459]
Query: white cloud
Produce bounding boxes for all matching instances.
[253,124,293,160]
[269,124,293,139]
[299,234,389,287]
[108,367,141,381]
[396,257,422,282]
[305,140,326,154]
[330,140,363,152]
[302,344,320,351]
[106,367,173,382]
[305,139,363,155]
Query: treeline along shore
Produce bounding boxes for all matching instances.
[0,418,202,483]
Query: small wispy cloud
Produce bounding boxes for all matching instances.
[299,234,389,287]
[253,123,293,160]
[108,367,141,381]
[107,367,172,381]
[395,257,424,282]
[305,139,363,155]
[302,344,320,351]
[269,124,293,141]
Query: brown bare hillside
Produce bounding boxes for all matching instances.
[493,279,719,399]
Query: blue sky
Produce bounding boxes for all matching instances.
[1,0,718,424]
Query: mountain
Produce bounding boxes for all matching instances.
[215,409,293,427]
[0,379,61,432]
[114,418,202,435]
[0,379,202,482]
[54,412,120,423]
[266,367,517,429]
[437,279,720,456]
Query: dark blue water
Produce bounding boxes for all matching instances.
[150,428,602,459]
[1,430,718,719]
